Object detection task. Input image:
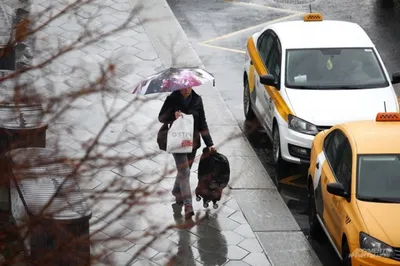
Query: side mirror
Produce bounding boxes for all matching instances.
[391,72,400,84]
[327,182,348,198]
[260,74,277,87]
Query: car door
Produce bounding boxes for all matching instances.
[329,138,352,248]
[264,37,282,130]
[255,30,274,125]
[322,130,347,241]
[314,130,346,232]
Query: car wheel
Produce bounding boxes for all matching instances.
[272,124,282,165]
[243,79,255,120]
[308,182,323,239]
[342,240,352,266]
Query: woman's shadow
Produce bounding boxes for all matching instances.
[171,204,197,266]
[172,205,227,266]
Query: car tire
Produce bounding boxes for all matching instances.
[243,78,255,120]
[308,181,323,240]
[272,124,282,165]
[342,240,352,266]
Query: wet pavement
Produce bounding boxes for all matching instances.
[2,0,321,265]
[167,0,400,265]
[3,0,399,265]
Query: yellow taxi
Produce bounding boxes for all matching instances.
[243,12,400,165]
[307,112,400,266]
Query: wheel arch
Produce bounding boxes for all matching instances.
[244,71,256,106]
[273,117,278,131]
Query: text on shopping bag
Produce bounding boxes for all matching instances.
[171,132,192,138]
[166,114,194,153]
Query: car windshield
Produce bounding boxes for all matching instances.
[285,48,389,89]
[357,155,400,202]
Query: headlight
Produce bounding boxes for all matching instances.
[288,114,318,135]
[359,232,394,258]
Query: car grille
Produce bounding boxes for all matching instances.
[393,247,400,261]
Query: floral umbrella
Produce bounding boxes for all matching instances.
[132,67,215,95]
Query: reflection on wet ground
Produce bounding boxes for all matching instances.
[172,207,228,266]
[240,119,341,266]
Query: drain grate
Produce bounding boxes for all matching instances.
[273,0,316,4]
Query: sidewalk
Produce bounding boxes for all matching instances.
[9,0,322,265]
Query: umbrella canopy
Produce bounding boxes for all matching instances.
[132,67,215,95]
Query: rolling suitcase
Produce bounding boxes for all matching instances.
[195,147,230,209]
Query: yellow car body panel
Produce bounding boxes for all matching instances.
[246,37,294,122]
[308,115,400,265]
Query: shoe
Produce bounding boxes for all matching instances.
[172,190,183,204]
[184,204,194,220]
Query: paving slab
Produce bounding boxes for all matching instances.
[135,0,204,69]
[227,157,276,189]
[257,232,323,266]
[232,190,300,232]
[207,125,256,156]
[202,97,238,125]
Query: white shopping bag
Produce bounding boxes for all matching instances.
[166,113,194,153]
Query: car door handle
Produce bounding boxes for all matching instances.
[250,60,253,65]
[316,162,319,169]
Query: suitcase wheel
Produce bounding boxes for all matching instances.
[203,202,209,208]
[213,203,218,209]
[196,195,201,202]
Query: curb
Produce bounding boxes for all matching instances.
[137,0,204,69]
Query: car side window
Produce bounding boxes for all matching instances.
[257,31,274,65]
[334,140,352,192]
[266,40,281,80]
[323,129,346,171]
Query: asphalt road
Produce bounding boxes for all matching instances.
[167,0,400,264]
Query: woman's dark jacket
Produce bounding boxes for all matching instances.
[158,90,213,150]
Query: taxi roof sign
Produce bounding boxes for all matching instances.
[376,112,400,121]
[304,13,323,22]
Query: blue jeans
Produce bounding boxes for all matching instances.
[172,149,197,205]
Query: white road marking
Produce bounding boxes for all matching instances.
[227,0,304,15]
[198,43,246,54]
[200,13,303,44]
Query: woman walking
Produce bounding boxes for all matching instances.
[158,87,214,219]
